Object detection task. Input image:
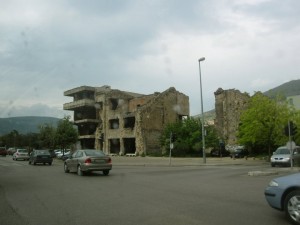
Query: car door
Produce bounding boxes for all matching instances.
[68,150,82,172]
[293,147,300,166]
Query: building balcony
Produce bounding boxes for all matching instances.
[79,134,96,139]
[63,99,96,110]
[64,86,95,96]
[74,119,100,124]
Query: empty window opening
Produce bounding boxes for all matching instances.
[123,138,136,154]
[124,117,135,129]
[109,139,120,154]
[80,139,94,149]
[110,98,118,110]
[74,91,94,101]
[78,124,96,135]
[109,119,119,129]
[75,108,96,120]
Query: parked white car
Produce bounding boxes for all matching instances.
[56,150,70,159]
[13,149,29,161]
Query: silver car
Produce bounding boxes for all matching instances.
[270,146,300,167]
[64,149,112,176]
[13,149,29,161]
[265,173,300,225]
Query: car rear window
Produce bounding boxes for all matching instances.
[37,150,50,155]
[84,150,105,157]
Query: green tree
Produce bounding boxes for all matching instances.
[0,131,40,150]
[39,124,57,149]
[238,92,290,157]
[288,108,300,145]
[23,133,40,150]
[55,116,78,151]
[0,130,19,148]
[160,117,218,156]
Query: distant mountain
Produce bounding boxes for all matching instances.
[264,79,300,98]
[0,116,61,135]
[193,109,216,123]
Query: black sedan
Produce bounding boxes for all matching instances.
[210,148,230,157]
[230,148,249,158]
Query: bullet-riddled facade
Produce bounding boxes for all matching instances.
[63,85,189,155]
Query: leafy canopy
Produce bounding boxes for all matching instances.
[160,117,219,156]
[238,92,299,156]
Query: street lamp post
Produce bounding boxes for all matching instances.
[198,57,206,164]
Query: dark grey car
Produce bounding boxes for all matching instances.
[64,149,112,176]
[29,150,53,165]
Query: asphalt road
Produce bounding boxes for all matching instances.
[0,156,295,225]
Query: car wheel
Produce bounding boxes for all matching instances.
[64,163,69,173]
[77,165,84,176]
[49,162,52,166]
[284,190,300,225]
[29,160,31,165]
[103,170,110,176]
[271,163,275,167]
[33,161,36,165]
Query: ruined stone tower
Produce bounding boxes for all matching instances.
[214,88,250,146]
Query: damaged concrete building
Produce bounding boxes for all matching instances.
[63,85,189,155]
[214,88,250,146]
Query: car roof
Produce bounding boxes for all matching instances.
[278,146,300,149]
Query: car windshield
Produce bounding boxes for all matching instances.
[275,148,290,154]
[84,150,105,157]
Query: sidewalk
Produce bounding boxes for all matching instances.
[110,155,268,166]
[110,156,300,176]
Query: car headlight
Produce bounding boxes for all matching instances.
[269,180,279,187]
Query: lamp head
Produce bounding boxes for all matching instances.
[198,57,205,62]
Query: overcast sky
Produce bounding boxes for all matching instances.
[1,0,299,118]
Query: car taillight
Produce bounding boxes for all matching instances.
[85,158,92,164]
[107,157,112,164]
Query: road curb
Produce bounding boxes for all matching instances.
[248,171,279,176]
[248,167,300,176]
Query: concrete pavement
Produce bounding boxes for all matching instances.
[110,155,266,166]
[109,155,300,176]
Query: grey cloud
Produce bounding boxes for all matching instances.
[0,0,299,118]
[1,103,71,118]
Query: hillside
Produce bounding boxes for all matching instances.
[0,116,61,135]
[264,79,300,98]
